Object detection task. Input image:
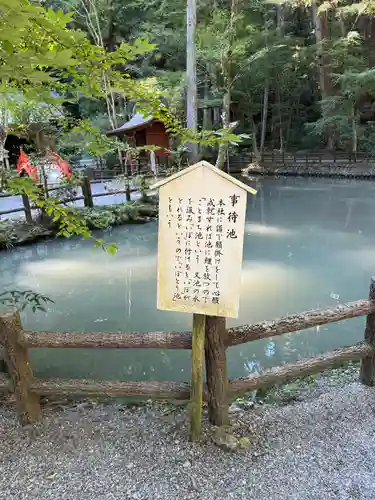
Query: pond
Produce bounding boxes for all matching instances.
[1,176,374,382]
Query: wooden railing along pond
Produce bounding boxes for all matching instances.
[1,276,375,428]
[0,176,137,222]
[225,151,375,174]
[256,151,374,166]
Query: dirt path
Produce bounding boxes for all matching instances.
[1,382,375,499]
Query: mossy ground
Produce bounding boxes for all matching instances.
[0,200,158,250]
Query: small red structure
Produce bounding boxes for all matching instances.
[107,113,170,158]
[16,150,72,184]
[17,151,38,182]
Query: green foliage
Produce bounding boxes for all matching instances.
[0,224,14,249]
[57,119,119,157]
[0,290,54,313]
[0,0,81,88]
[0,0,240,163]
[6,176,118,253]
[77,202,155,229]
[0,0,156,94]
[5,93,64,150]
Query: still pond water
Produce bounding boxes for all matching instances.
[1,176,375,382]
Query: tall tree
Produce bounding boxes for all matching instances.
[311,0,335,149]
[215,0,242,170]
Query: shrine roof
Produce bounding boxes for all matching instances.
[107,113,155,136]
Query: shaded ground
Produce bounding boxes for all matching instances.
[1,381,375,499]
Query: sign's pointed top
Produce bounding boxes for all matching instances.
[149,160,257,195]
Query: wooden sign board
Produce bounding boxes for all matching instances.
[151,161,256,319]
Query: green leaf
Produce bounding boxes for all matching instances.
[106,243,118,255]
[2,40,13,54]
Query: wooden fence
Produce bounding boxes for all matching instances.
[251,151,373,167]
[224,151,375,173]
[1,276,375,427]
[0,176,137,221]
[4,151,370,222]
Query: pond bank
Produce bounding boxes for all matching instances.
[0,200,158,250]
[243,162,375,178]
[1,365,373,500]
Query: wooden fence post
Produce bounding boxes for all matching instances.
[0,312,41,424]
[21,194,33,224]
[190,313,206,442]
[360,276,375,386]
[205,316,229,426]
[82,176,94,208]
[126,182,131,202]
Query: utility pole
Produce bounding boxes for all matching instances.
[186,0,199,162]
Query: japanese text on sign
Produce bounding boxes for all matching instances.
[168,194,241,307]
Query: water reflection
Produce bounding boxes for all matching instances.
[245,223,295,237]
[0,176,374,381]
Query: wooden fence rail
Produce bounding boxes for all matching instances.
[225,151,375,173]
[250,151,375,165]
[1,276,375,427]
[0,176,138,220]
[230,342,374,395]
[21,299,375,350]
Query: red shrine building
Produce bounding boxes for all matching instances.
[107,113,170,160]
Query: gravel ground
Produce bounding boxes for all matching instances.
[1,381,375,500]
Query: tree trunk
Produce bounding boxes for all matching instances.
[284,99,296,151]
[250,115,260,161]
[215,0,241,170]
[260,84,269,154]
[213,107,220,126]
[202,72,212,158]
[311,0,335,149]
[368,16,375,68]
[352,105,358,153]
[276,5,285,152]
[278,101,284,153]
[215,89,230,170]
[260,8,272,155]
[276,4,284,35]
[209,64,221,127]
[186,0,198,163]
[312,0,325,96]
[77,0,124,167]
[203,72,212,130]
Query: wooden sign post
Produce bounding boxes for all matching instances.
[150,161,256,441]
